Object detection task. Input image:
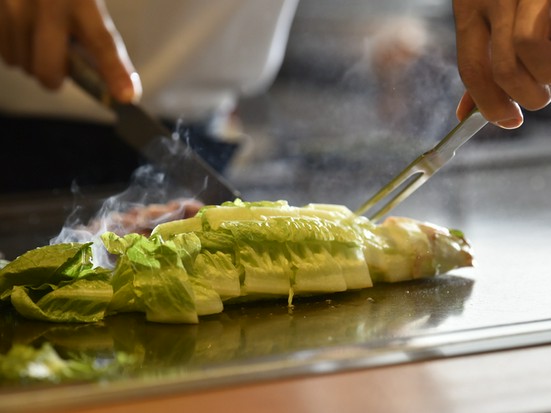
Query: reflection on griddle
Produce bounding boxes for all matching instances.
[0,274,473,388]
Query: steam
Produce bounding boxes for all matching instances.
[50,164,203,268]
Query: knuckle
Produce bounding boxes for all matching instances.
[491,59,518,85]
[457,60,486,87]
[512,36,551,84]
[512,32,536,51]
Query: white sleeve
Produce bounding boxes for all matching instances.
[111,0,299,121]
[0,0,298,123]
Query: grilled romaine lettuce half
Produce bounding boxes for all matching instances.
[151,199,472,307]
[0,199,473,324]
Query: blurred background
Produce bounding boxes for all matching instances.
[231,0,551,223]
[233,0,461,207]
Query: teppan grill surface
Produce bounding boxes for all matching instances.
[2,174,551,412]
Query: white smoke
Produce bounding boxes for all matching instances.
[50,164,202,268]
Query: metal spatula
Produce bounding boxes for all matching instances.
[68,49,241,205]
[355,109,488,221]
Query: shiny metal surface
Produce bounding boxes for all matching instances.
[2,205,551,413]
[2,148,551,410]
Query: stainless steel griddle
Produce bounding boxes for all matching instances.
[2,195,551,412]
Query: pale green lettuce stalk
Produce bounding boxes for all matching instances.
[359,216,473,283]
[193,250,241,299]
[237,241,292,296]
[154,199,374,303]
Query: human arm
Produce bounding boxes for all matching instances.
[453,0,551,129]
[0,0,141,102]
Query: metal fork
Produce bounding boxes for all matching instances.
[355,109,488,221]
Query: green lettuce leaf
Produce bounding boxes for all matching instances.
[193,251,241,299]
[134,266,199,323]
[189,277,223,316]
[237,241,292,296]
[328,243,372,290]
[218,217,360,244]
[104,232,204,323]
[0,243,112,323]
[10,270,112,323]
[0,243,93,302]
[286,242,347,294]
[0,200,474,326]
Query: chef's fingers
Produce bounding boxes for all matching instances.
[456,91,476,121]
[489,0,551,112]
[0,0,31,69]
[453,0,523,128]
[31,0,70,89]
[71,0,141,103]
[0,1,14,65]
[515,0,551,84]
[9,0,34,72]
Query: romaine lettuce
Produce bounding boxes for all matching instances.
[104,232,203,323]
[193,250,241,299]
[237,241,292,296]
[0,243,111,322]
[10,273,112,323]
[0,199,473,325]
[0,243,94,302]
[286,242,346,294]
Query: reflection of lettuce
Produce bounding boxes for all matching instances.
[0,275,474,386]
[0,343,134,385]
[0,199,473,325]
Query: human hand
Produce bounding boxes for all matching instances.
[453,0,551,129]
[0,0,141,102]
